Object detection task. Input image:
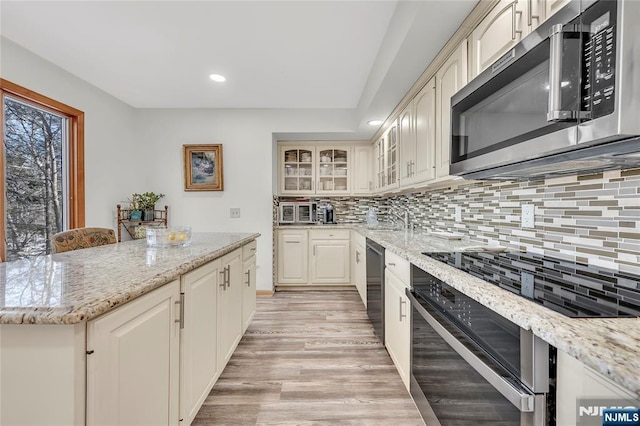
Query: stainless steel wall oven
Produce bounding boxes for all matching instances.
[408,264,555,425]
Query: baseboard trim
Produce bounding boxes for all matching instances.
[256,290,274,298]
[275,285,357,292]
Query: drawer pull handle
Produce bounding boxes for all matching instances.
[399,297,407,322]
[388,262,396,266]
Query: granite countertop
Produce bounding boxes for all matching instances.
[276,224,640,397]
[0,232,260,325]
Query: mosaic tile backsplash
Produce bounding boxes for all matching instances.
[275,168,640,274]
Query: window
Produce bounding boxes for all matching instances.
[0,79,85,261]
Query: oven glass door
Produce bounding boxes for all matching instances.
[296,204,314,222]
[410,292,542,425]
[279,204,295,223]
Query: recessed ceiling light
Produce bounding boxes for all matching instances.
[209,74,226,83]
[368,120,383,126]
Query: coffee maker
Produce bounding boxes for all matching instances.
[321,203,336,224]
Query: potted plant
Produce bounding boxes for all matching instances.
[136,192,165,221]
[128,194,143,221]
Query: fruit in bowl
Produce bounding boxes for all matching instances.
[146,226,192,247]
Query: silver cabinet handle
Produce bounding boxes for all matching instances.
[355,251,360,264]
[220,269,226,290]
[388,262,396,267]
[511,1,522,41]
[245,270,251,287]
[250,247,256,251]
[286,241,300,244]
[399,297,407,322]
[175,293,185,329]
[225,265,230,288]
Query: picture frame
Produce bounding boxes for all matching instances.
[183,144,224,191]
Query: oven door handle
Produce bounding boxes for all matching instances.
[407,291,536,413]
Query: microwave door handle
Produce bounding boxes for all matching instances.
[547,24,566,122]
[547,24,583,122]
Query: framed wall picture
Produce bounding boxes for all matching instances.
[183,144,224,191]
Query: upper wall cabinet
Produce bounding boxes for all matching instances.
[469,0,545,80]
[399,76,437,187]
[352,145,373,195]
[435,41,468,179]
[374,124,400,193]
[278,142,371,196]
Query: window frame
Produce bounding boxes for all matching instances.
[0,79,85,261]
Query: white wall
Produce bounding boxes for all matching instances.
[1,37,140,228]
[2,37,358,290]
[135,108,356,290]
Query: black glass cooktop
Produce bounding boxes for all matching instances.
[422,251,640,318]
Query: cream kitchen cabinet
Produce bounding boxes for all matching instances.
[384,251,411,391]
[398,103,415,184]
[544,0,571,22]
[316,146,350,195]
[469,0,546,80]
[373,124,400,193]
[280,146,315,194]
[277,229,309,285]
[276,228,352,287]
[436,40,468,179]
[310,229,351,285]
[352,231,367,307]
[217,248,243,372]
[352,144,373,195]
[401,76,437,187]
[86,280,181,426]
[556,350,639,425]
[180,259,221,425]
[279,142,370,196]
[242,239,257,333]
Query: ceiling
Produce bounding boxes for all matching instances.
[0,0,478,140]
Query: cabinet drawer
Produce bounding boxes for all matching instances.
[385,251,410,285]
[242,240,257,260]
[310,229,350,240]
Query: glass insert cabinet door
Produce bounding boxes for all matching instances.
[317,148,349,193]
[282,148,314,193]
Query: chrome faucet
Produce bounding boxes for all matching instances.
[389,209,410,230]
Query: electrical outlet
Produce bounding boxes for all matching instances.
[521,204,535,228]
[521,272,534,298]
[454,205,462,223]
[230,208,241,219]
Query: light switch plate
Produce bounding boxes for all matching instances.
[521,204,535,228]
[230,208,241,218]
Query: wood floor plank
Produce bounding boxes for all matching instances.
[192,290,425,425]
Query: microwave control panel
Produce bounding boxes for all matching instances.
[582,1,616,119]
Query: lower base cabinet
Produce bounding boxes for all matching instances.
[277,228,352,287]
[86,280,181,426]
[556,349,639,425]
[180,259,221,424]
[242,240,257,333]
[384,251,411,391]
[217,248,243,371]
[353,231,366,307]
[86,242,256,426]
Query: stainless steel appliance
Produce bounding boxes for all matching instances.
[450,0,640,180]
[366,239,385,343]
[409,251,640,425]
[278,202,317,224]
[409,263,552,425]
[321,203,336,224]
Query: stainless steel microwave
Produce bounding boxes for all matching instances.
[278,202,317,224]
[450,0,640,180]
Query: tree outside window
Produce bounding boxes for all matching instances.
[1,79,85,262]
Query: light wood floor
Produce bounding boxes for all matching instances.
[192,290,425,425]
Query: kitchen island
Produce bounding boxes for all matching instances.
[0,232,259,425]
